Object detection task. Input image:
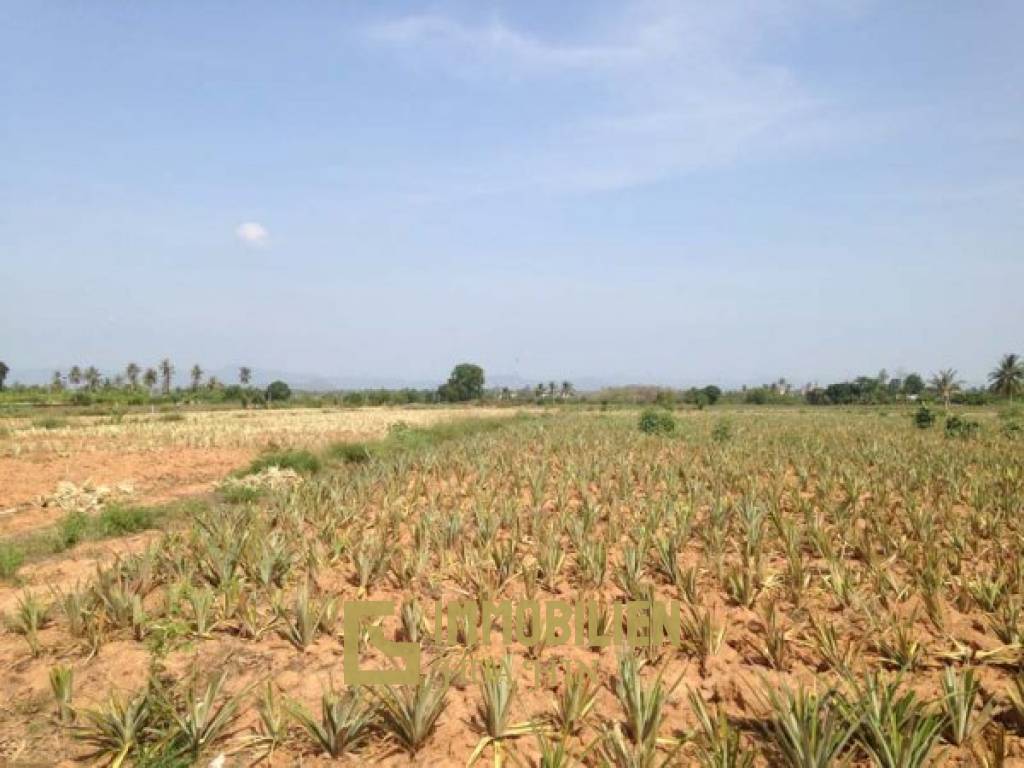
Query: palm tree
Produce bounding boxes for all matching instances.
[989,353,1024,401]
[68,365,82,389]
[143,368,158,391]
[125,362,141,389]
[239,366,252,386]
[560,381,573,399]
[930,368,961,409]
[0,360,9,391]
[83,366,101,390]
[190,364,203,392]
[51,370,63,392]
[547,381,557,397]
[207,376,221,390]
[159,359,174,394]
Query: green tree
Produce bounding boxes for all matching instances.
[560,380,573,399]
[930,368,961,409]
[51,370,64,392]
[190,364,203,392]
[143,368,158,391]
[124,362,141,389]
[159,358,174,394]
[0,360,8,391]
[438,363,485,402]
[989,353,1023,401]
[902,373,925,395]
[702,385,722,405]
[266,380,291,402]
[68,365,82,389]
[239,366,252,386]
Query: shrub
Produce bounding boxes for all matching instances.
[0,542,25,579]
[913,405,936,429]
[945,415,980,440]
[328,442,372,464]
[712,419,733,443]
[638,408,675,435]
[97,504,157,536]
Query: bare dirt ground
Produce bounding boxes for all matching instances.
[0,406,516,539]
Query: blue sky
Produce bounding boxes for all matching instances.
[2,1,1022,388]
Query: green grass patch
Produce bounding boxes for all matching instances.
[326,441,373,463]
[219,485,264,504]
[244,448,322,476]
[0,542,25,579]
[97,504,159,536]
[31,416,68,430]
[158,412,185,422]
[54,510,91,551]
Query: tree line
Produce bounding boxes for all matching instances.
[0,354,1020,406]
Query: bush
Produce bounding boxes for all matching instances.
[0,542,24,579]
[246,449,321,475]
[712,419,733,443]
[328,442,372,464]
[945,415,980,440]
[638,408,675,435]
[97,504,157,536]
[913,405,936,429]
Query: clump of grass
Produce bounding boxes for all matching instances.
[158,412,185,422]
[0,541,25,579]
[54,510,91,551]
[327,441,373,464]
[97,504,157,536]
[32,416,68,430]
[246,449,321,476]
[219,485,263,504]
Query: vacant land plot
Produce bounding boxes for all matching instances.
[0,406,517,537]
[0,409,1022,766]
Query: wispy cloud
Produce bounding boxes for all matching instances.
[363,2,875,197]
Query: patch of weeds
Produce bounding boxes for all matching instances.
[246,449,322,475]
[220,485,264,504]
[54,510,91,551]
[327,442,373,464]
[638,408,676,435]
[32,416,68,430]
[0,541,25,579]
[945,415,980,439]
[712,419,734,443]
[97,504,158,536]
[159,413,185,422]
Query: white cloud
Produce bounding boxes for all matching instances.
[364,3,883,197]
[235,221,269,248]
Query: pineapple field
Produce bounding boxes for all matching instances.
[1,407,1023,766]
